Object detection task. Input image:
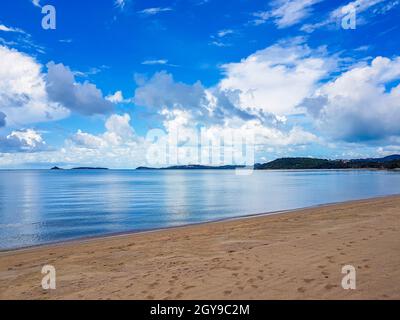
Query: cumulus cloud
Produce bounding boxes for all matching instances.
[105,114,133,135]
[106,90,129,103]
[301,56,400,141]
[134,71,205,111]
[219,38,335,116]
[0,129,46,153]
[132,39,331,155]
[71,113,136,149]
[161,110,317,148]
[133,67,318,164]
[0,45,69,126]
[0,45,114,131]
[45,62,114,115]
[133,71,266,126]
[71,130,107,149]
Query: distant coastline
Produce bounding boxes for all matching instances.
[50,166,109,170]
[134,155,400,171]
[48,155,400,171]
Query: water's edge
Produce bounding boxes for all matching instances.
[2,193,399,255]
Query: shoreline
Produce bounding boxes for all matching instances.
[1,195,400,299]
[2,193,399,254]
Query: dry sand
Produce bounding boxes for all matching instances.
[1,195,400,300]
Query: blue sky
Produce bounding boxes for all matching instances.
[0,0,400,168]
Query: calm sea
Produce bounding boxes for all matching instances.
[0,169,399,250]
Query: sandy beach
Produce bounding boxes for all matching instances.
[1,195,400,300]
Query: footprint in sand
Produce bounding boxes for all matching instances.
[175,292,183,299]
[297,287,306,293]
[184,285,196,290]
[325,284,338,290]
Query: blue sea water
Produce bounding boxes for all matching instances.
[0,169,399,250]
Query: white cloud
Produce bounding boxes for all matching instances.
[31,0,41,7]
[115,0,126,9]
[217,29,234,37]
[376,145,400,156]
[163,110,317,148]
[0,45,69,127]
[301,56,400,141]
[106,90,127,103]
[219,38,335,116]
[105,113,135,140]
[45,62,114,115]
[301,0,398,32]
[209,29,235,47]
[134,71,205,111]
[71,130,107,149]
[133,71,265,125]
[71,113,136,149]
[142,59,178,67]
[142,59,168,65]
[0,129,46,153]
[138,7,173,15]
[132,66,319,167]
[252,11,271,26]
[210,41,231,47]
[0,24,25,33]
[252,0,321,28]
[0,46,114,128]
[0,113,143,167]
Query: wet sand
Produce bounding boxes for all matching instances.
[1,195,400,300]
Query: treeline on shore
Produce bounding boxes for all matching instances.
[136,155,400,170]
[254,155,400,170]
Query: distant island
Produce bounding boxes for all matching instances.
[51,167,109,170]
[135,155,400,170]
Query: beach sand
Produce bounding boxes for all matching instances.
[1,195,400,300]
